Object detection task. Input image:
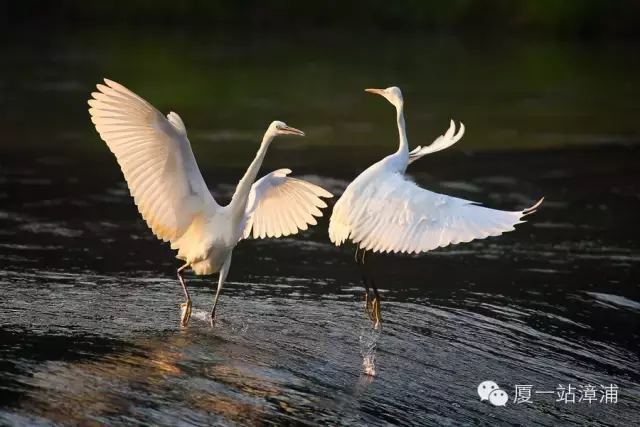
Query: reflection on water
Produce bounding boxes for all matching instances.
[1,32,640,426]
[9,331,314,425]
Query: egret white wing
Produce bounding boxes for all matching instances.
[88,78,220,243]
[408,120,465,164]
[330,171,542,253]
[243,169,333,239]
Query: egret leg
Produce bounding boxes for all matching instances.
[177,263,192,327]
[371,280,382,329]
[361,248,381,328]
[210,254,232,327]
[355,246,375,321]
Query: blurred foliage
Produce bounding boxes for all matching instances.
[2,30,639,169]
[3,0,640,37]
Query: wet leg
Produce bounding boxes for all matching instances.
[356,246,374,319]
[371,279,382,329]
[211,254,232,327]
[362,249,382,328]
[178,263,192,327]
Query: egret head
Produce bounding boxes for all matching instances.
[267,121,305,137]
[365,86,404,108]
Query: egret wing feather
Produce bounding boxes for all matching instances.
[408,120,465,164]
[330,171,542,254]
[88,79,220,243]
[244,169,333,239]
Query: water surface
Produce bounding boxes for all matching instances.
[1,33,639,426]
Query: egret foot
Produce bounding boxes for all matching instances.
[180,298,193,327]
[210,306,218,328]
[364,292,375,321]
[371,296,382,329]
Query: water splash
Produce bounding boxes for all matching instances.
[191,309,210,323]
[359,323,382,376]
[190,309,248,333]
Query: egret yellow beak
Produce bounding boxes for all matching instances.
[282,126,305,136]
[365,88,385,96]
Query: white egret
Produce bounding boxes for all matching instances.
[329,86,543,328]
[88,79,333,327]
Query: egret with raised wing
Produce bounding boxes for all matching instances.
[328,86,543,328]
[89,79,333,327]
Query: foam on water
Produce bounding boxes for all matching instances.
[191,309,211,323]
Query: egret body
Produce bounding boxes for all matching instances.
[89,79,332,327]
[329,86,543,328]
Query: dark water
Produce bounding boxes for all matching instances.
[1,33,640,426]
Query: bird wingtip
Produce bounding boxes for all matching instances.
[275,168,292,176]
[531,197,544,209]
[523,197,544,216]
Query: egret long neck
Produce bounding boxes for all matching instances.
[230,132,273,215]
[395,103,409,155]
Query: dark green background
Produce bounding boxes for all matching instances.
[2,1,639,168]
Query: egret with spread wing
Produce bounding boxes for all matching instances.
[329,86,543,328]
[89,79,332,327]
